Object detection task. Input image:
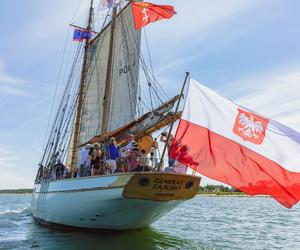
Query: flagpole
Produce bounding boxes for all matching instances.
[158,72,190,171]
[69,24,98,34]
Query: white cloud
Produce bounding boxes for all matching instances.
[142,0,266,85]
[147,0,263,46]
[15,1,89,43]
[0,169,33,189]
[0,148,19,165]
[0,146,38,189]
[0,61,30,97]
[0,62,24,85]
[0,148,26,189]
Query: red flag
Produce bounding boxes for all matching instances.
[131,2,176,30]
[169,79,300,208]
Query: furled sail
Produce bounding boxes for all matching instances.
[78,4,141,146]
[83,95,181,148]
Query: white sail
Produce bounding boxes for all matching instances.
[108,5,141,131]
[78,27,110,146]
[78,5,141,146]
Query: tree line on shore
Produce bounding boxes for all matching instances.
[198,184,242,193]
[0,189,33,194]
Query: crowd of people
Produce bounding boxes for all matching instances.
[75,134,152,178]
[36,132,188,183]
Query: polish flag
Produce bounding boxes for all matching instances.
[169,78,300,208]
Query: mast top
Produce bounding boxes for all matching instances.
[87,0,94,31]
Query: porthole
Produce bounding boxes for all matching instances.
[185,180,194,189]
[139,176,150,187]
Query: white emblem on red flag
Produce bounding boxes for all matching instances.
[233,109,269,144]
[141,7,150,22]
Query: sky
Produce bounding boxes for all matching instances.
[0,0,299,189]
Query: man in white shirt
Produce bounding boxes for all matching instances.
[79,144,91,177]
[125,134,135,151]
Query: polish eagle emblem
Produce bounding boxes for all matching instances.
[233,109,269,145]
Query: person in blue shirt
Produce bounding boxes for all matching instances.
[107,137,121,173]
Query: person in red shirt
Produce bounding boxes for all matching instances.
[126,142,142,172]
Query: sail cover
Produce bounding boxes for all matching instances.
[83,95,180,146]
[78,4,141,146]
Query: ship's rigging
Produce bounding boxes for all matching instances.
[39,1,176,175]
[31,0,202,232]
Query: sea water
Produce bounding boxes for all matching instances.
[1,194,300,250]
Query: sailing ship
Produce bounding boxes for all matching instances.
[31,0,200,230]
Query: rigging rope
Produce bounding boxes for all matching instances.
[40,0,83,160]
[40,0,84,165]
[42,42,84,166]
[122,13,168,110]
[40,2,176,170]
[143,28,154,78]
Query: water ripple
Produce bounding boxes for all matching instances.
[1,195,300,249]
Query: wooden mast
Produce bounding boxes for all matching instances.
[70,0,94,172]
[101,6,118,135]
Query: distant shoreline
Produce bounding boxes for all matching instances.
[198,191,245,196]
[197,192,270,197]
[0,189,33,195]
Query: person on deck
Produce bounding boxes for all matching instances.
[54,159,65,180]
[79,144,91,177]
[138,149,151,171]
[91,143,102,176]
[107,137,121,173]
[172,145,197,173]
[125,134,135,151]
[160,132,175,169]
[126,142,142,172]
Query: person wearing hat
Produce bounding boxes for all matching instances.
[126,142,142,172]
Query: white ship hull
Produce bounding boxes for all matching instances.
[31,172,200,230]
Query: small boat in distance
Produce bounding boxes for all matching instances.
[31,0,200,230]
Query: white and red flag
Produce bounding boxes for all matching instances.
[169,78,300,208]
